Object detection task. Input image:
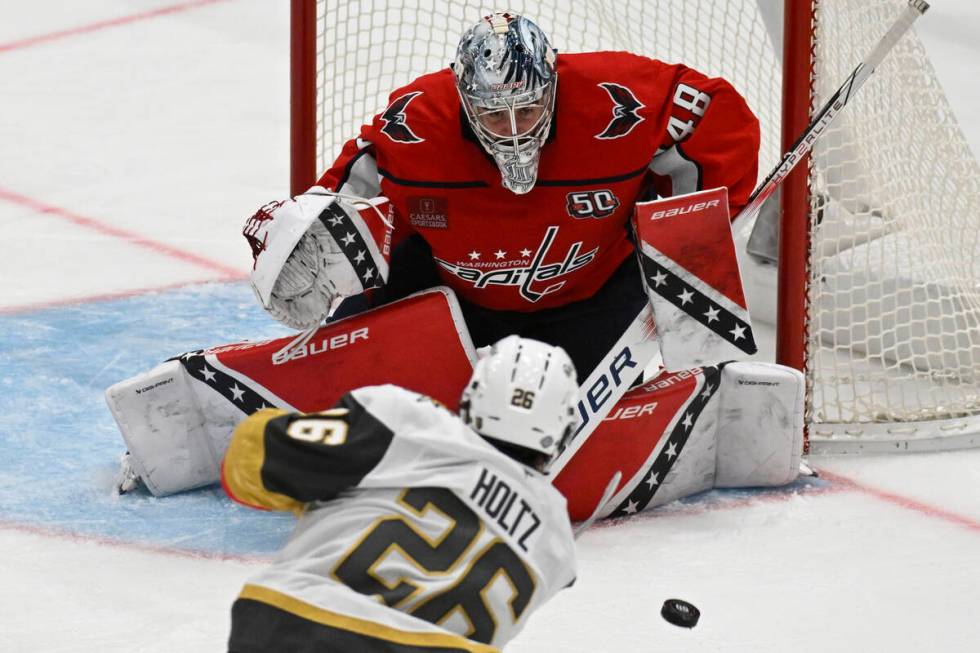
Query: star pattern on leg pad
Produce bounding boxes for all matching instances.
[610,364,726,518]
[172,353,276,417]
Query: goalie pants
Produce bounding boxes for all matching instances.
[333,235,647,382]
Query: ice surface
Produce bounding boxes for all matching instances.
[0,2,977,651]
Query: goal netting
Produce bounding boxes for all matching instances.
[292,0,980,453]
[804,1,980,451]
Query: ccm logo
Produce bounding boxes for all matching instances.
[648,199,720,220]
[574,346,639,435]
[134,377,174,395]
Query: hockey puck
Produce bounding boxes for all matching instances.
[661,598,700,628]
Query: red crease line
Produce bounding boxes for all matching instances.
[0,186,243,279]
[817,469,980,533]
[0,278,246,315]
[593,470,979,535]
[0,518,269,564]
[0,0,232,54]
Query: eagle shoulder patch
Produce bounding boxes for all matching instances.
[595,82,645,140]
[380,91,425,144]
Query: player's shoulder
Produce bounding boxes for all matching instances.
[366,68,461,151]
[353,385,542,482]
[560,50,665,72]
[557,51,743,105]
[555,51,686,131]
[383,68,458,114]
[350,383,446,413]
[350,384,469,436]
[351,383,419,402]
[548,52,678,153]
[558,51,675,87]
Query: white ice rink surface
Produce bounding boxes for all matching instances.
[1,1,978,651]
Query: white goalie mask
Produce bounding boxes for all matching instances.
[452,13,557,195]
[460,336,578,465]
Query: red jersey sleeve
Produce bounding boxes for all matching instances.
[316,127,381,198]
[648,66,761,217]
[315,122,417,249]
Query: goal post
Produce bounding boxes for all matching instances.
[778,0,815,384]
[289,0,980,454]
[290,0,317,197]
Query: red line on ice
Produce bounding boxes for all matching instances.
[0,186,242,279]
[817,469,980,533]
[0,279,246,315]
[620,469,980,533]
[0,519,269,565]
[0,0,232,54]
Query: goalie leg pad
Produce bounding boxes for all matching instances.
[713,361,805,488]
[552,368,713,521]
[105,359,244,496]
[550,362,803,520]
[106,288,478,496]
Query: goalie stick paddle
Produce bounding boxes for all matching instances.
[548,0,929,477]
[573,471,622,539]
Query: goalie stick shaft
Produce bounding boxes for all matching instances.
[548,305,661,475]
[733,0,929,231]
[548,0,928,476]
[573,471,622,539]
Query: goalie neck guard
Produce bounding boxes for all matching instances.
[452,12,557,195]
[460,336,578,466]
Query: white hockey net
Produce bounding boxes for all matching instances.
[309,0,785,177]
[303,0,980,452]
[807,0,980,451]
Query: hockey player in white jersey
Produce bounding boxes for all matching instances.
[223,335,579,653]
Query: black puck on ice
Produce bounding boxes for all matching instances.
[661,598,700,628]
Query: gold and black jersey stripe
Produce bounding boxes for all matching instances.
[222,393,395,512]
[229,584,500,653]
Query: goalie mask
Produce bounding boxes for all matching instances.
[453,12,557,195]
[460,336,578,467]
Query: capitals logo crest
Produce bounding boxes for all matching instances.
[434,226,598,303]
[596,82,645,139]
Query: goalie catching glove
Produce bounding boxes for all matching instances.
[243,189,393,329]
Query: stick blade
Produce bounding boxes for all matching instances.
[573,470,622,538]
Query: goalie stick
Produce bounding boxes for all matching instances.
[734,0,930,232]
[573,471,622,539]
[548,0,930,477]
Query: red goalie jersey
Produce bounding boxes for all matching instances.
[318,51,760,311]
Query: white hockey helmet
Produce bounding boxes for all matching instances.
[460,336,578,465]
[452,12,557,195]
